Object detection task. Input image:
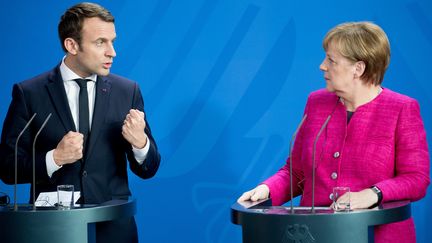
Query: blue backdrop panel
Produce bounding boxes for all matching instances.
[0,0,431,242]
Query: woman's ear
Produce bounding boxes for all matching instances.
[353,61,366,79]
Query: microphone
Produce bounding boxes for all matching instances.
[288,114,307,213]
[14,113,37,211]
[32,113,52,210]
[311,115,331,213]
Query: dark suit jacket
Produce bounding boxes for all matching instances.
[0,65,161,204]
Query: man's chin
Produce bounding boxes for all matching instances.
[97,69,111,77]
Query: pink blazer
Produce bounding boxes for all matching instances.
[263,88,430,243]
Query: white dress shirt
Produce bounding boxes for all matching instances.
[46,57,149,177]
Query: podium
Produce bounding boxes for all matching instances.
[231,199,411,243]
[0,198,136,243]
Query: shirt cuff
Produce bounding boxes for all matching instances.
[132,137,149,165]
[46,149,62,177]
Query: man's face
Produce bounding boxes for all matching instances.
[73,17,116,77]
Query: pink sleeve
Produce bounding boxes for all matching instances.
[375,99,430,202]
[262,158,304,206]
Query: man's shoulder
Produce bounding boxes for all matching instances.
[18,66,60,88]
[102,73,137,86]
[102,73,134,83]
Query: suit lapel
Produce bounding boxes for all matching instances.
[85,76,112,160]
[46,67,77,133]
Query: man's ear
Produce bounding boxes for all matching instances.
[64,38,79,55]
[353,61,366,79]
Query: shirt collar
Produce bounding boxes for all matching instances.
[60,56,97,83]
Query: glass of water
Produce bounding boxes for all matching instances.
[333,186,350,212]
[57,185,74,210]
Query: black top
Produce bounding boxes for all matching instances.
[347,111,354,123]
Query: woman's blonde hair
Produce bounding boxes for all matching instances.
[323,22,390,85]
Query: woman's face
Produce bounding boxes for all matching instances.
[319,42,357,95]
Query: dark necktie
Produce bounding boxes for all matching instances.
[74,78,91,204]
[74,79,90,148]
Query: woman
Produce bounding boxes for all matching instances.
[238,22,430,242]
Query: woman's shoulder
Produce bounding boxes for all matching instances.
[380,88,418,106]
[301,89,340,114]
[307,89,339,104]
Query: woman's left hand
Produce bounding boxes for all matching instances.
[332,188,379,210]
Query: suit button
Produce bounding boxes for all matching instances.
[82,170,87,177]
[333,152,340,158]
[331,172,338,180]
[329,193,334,200]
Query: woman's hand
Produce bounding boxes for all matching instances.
[237,184,270,202]
[331,188,379,210]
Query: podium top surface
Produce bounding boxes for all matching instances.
[231,199,411,227]
[0,198,136,223]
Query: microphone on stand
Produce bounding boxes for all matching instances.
[14,113,37,211]
[288,114,307,213]
[32,113,52,210]
[311,115,331,213]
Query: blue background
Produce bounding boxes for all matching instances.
[1,0,431,242]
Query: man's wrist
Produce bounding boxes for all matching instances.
[46,149,62,177]
[53,149,63,166]
[132,136,148,149]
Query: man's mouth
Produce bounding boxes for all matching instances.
[103,62,112,69]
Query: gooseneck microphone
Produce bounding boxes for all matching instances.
[14,113,37,211]
[311,115,331,213]
[32,113,52,210]
[288,114,307,213]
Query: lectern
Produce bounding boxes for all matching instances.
[0,198,136,243]
[231,199,411,243]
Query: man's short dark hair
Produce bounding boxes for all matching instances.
[58,2,114,52]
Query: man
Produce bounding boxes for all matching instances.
[0,2,160,242]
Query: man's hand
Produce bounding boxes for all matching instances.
[53,131,84,166]
[122,109,148,149]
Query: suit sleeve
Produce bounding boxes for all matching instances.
[375,99,430,202]
[0,84,51,185]
[126,83,161,179]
